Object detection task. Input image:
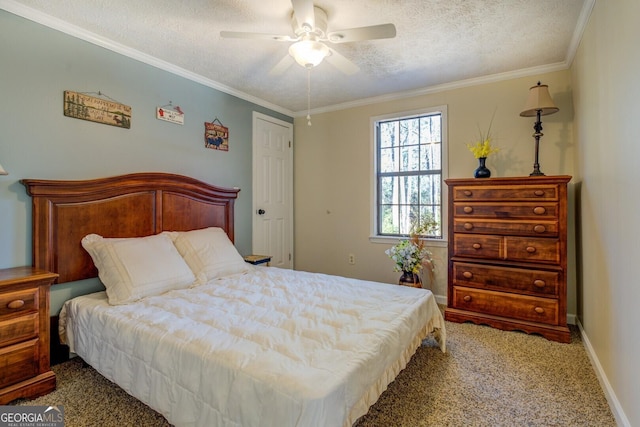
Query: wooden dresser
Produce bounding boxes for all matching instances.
[0,266,58,404]
[444,176,571,343]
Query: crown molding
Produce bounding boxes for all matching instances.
[294,61,570,117]
[565,0,596,67]
[0,0,295,118]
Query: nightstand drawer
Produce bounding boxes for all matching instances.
[453,218,559,237]
[452,262,559,296]
[452,184,559,202]
[452,286,559,325]
[0,287,38,318]
[0,339,39,388]
[0,313,39,347]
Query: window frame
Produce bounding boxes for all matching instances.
[369,105,448,246]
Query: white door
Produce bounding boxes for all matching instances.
[252,112,293,269]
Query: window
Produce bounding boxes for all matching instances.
[372,106,447,240]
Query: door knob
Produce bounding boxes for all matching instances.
[257,209,266,215]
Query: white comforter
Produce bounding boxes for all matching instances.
[60,267,445,427]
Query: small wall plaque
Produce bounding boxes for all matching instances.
[156,103,184,125]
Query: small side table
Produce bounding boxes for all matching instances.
[0,266,58,404]
[243,255,272,267]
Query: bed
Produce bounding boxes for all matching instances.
[21,172,446,427]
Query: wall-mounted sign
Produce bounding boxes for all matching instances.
[204,118,229,151]
[156,103,184,125]
[63,91,131,129]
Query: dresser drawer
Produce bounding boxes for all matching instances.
[452,286,559,325]
[452,262,559,296]
[452,185,559,202]
[505,237,560,264]
[453,202,559,219]
[0,287,38,318]
[0,339,40,388]
[0,313,39,347]
[453,234,503,259]
[453,218,559,237]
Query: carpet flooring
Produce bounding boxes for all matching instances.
[15,321,616,426]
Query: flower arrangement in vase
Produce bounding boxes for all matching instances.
[467,114,499,178]
[385,215,437,288]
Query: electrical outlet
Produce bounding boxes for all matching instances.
[348,254,356,265]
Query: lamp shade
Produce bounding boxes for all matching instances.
[289,40,330,68]
[520,82,559,117]
[0,163,7,175]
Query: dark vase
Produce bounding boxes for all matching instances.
[399,271,422,288]
[474,157,491,178]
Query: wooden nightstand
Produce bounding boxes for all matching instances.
[0,266,58,404]
[243,255,272,266]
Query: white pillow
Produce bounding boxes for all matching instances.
[167,227,252,284]
[81,233,196,305]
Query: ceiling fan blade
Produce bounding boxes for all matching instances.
[269,55,295,76]
[291,0,315,31]
[327,23,396,43]
[326,48,359,75]
[220,31,297,42]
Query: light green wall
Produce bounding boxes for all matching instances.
[0,10,292,314]
[293,70,575,310]
[571,0,640,425]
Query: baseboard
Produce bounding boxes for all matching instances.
[577,319,630,427]
[50,316,70,365]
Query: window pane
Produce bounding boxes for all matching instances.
[380,176,396,204]
[380,147,398,173]
[400,145,419,172]
[379,121,398,148]
[421,115,441,143]
[400,118,420,146]
[399,175,419,206]
[421,141,441,170]
[419,205,441,237]
[419,174,441,205]
[380,204,398,234]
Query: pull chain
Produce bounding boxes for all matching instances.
[306,67,312,126]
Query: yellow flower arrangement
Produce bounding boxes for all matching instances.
[467,111,499,158]
[467,138,499,159]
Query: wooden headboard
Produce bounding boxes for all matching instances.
[21,173,240,284]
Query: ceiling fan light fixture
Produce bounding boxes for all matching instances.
[289,40,330,68]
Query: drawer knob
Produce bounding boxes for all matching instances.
[533,225,546,233]
[534,190,545,197]
[463,271,473,279]
[463,190,472,197]
[472,243,482,250]
[464,222,474,230]
[533,279,546,288]
[7,299,25,309]
[463,295,472,302]
[463,206,473,214]
[533,206,546,215]
[534,307,545,314]
[526,246,536,253]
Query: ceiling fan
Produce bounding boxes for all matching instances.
[220,0,396,75]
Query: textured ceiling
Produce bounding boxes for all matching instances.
[3,0,589,115]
